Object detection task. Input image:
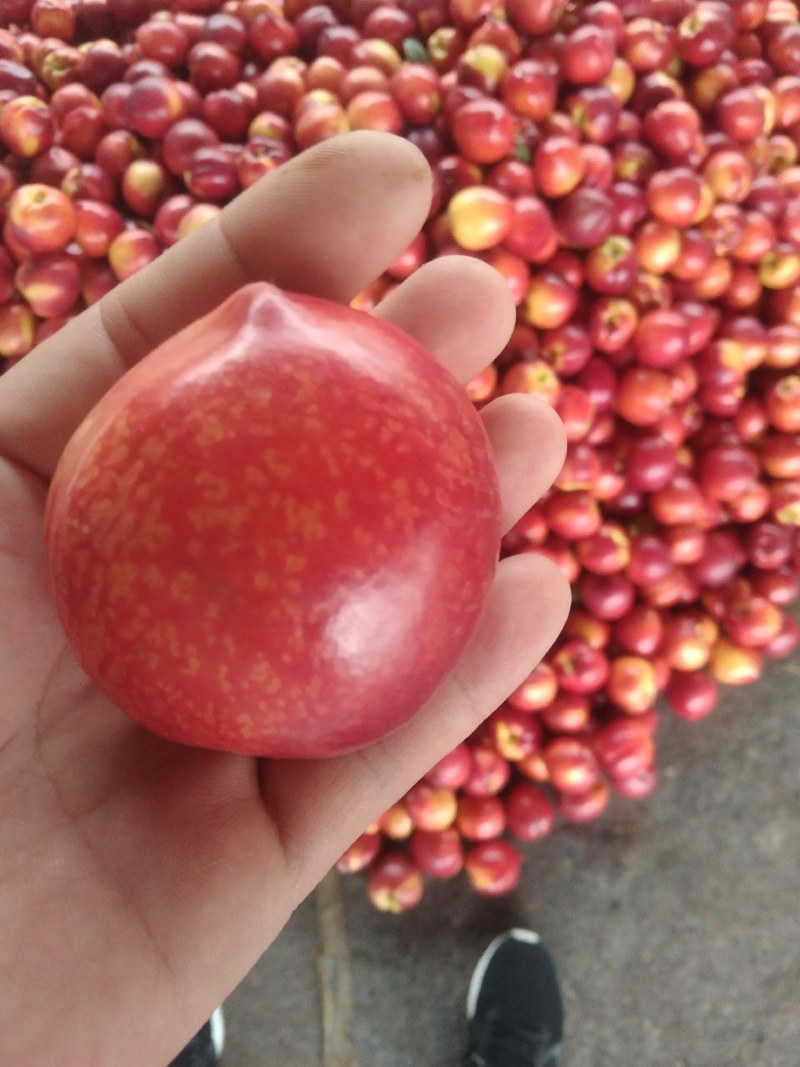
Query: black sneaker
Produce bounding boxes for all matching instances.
[464,929,564,1067]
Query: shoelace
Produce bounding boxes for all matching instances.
[465,1006,555,1067]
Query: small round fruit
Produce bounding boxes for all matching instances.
[0,95,56,158]
[367,852,425,913]
[408,828,464,879]
[594,717,654,779]
[456,794,506,842]
[447,185,513,251]
[336,831,382,873]
[666,670,719,721]
[451,97,515,164]
[465,840,523,897]
[424,742,471,790]
[505,782,555,842]
[7,183,77,254]
[557,778,610,823]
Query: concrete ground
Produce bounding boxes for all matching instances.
[219,647,799,1067]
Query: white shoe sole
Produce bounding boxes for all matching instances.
[210,1007,225,1058]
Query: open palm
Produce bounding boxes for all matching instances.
[0,133,570,1067]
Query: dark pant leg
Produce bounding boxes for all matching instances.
[167,1021,218,1067]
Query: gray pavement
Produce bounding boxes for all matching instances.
[220,650,800,1067]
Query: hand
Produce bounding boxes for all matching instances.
[0,131,569,1066]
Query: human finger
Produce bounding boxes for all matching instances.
[371,255,516,385]
[481,393,566,532]
[374,256,566,533]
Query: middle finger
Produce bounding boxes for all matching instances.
[372,255,517,385]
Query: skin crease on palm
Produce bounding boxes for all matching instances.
[0,131,570,1066]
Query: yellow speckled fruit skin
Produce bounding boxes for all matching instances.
[44,283,502,758]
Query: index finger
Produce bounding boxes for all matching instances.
[0,132,433,480]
